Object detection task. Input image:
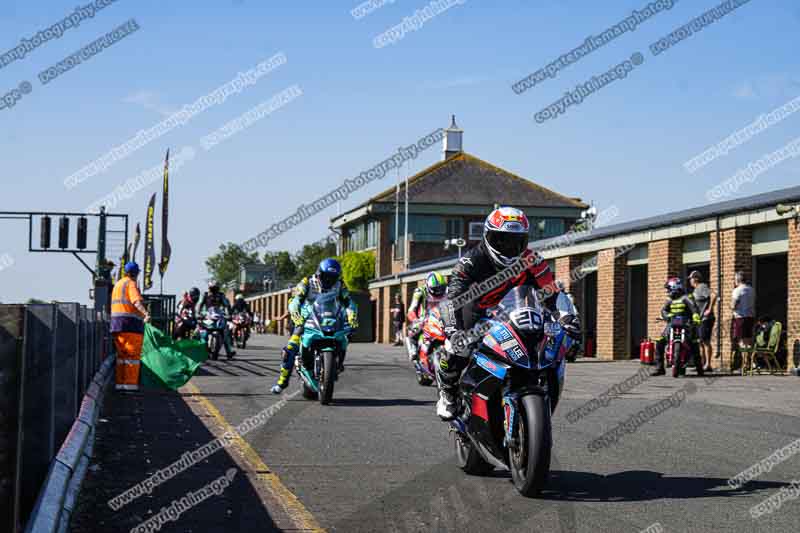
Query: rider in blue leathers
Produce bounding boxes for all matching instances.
[271,258,358,394]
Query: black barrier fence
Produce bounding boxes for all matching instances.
[142,294,176,337]
[0,303,110,533]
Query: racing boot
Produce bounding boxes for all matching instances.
[271,347,295,394]
[406,335,419,362]
[436,389,458,420]
[436,351,460,421]
[271,368,290,394]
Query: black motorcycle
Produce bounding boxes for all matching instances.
[450,285,577,496]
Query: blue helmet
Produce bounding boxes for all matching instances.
[317,258,341,290]
[124,261,140,275]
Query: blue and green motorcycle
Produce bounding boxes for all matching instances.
[296,291,355,405]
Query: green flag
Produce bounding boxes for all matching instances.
[140,323,208,390]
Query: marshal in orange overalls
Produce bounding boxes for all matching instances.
[111,276,145,391]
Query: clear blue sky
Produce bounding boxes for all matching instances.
[1,0,798,304]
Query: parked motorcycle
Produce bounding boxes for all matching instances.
[231,312,252,349]
[198,307,227,360]
[449,286,577,496]
[295,291,355,405]
[406,306,445,386]
[662,316,703,378]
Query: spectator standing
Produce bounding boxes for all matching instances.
[390,293,405,346]
[731,271,756,362]
[688,271,717,372]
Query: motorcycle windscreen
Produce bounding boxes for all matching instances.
[312,290,342,334]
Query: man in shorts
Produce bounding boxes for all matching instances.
[688,271,717,372]
[731,271,755,364]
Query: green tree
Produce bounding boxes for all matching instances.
[263,250,298,285]
[340,251,375,292]
[26,298,47,304]
[294,240,337,281]
[205,242,260,287]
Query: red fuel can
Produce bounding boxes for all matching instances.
[640,339,655,364]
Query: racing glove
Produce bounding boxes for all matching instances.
[346,308,358,329]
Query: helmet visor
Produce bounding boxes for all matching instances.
[429,284,446,298]
[319,271,339,290]
[486,230,528,260]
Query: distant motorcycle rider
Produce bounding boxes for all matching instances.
[173,287,201,339]
[650,277,701,376]
[436,207,577,420]
[271,259,358,394]
[405,272,448,362]
[232,293,251,316]
[198,280,236,357]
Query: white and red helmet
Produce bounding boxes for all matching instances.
[483,207,530,269]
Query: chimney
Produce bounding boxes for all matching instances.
[442,114,463,160]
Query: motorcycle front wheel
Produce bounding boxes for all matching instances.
[208,334,220,360]
[509,394,552,496]
[672,341,682,378]
[319,350,336,405]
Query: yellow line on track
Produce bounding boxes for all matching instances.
[184,382,325,532]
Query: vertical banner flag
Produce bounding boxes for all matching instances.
[159,149,172,278]
[144,193,156,291]
[131,223,142,264]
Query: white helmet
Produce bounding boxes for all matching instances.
[483,206,530,269]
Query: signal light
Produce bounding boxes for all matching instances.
[40,215,51,249]
[76,216,88,249]
[58,216,69,249]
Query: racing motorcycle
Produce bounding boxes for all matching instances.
[231,312,252,349]
[295,291,355,405]
[662,315,703,378]
[406,306,446,386]
[198,307,228,360]
[173,307,197,340]
[450,286,578,496]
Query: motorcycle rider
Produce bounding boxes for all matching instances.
[230,293,253,345]
[271,259,358,394]
[436,206,580,420]
[406,272,448,362]
[198,280,236,357]
[173,287,201,339]
[650,277,701,376]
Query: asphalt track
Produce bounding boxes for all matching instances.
[185,334,799,533]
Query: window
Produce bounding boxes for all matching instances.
[345,220,378,252]
[529,218,566,240]
[468,221,484,241]
[445,219,463,240]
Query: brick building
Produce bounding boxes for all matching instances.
[365,185,800,372]
[330,116,587,277]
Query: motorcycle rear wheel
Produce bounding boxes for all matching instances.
[319,350,336,405]
[302,383,317,400]
[455,432,493,475]
[509,394,552,496]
